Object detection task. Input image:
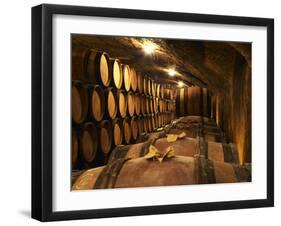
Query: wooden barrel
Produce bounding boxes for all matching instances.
[130,67,138,92]
[160,85,164,98]
[110,59,123,89]
[143,116,148,133]
[130,116,139,141]
[89,85,105,122]
[180,115,215,125]
[145,95,151,114]
[122,117,131,144]
[187,86,211,117]
[158,99,163,113]
[147,78,152,95]
[105,87,118,119]
[147,115,153,132]
[154,113,159,129]
[87,50,111,86]
[153,98,158,113]
[176,87,187,116]
[134,92,141,115]
[211,95,216,121]
[151,114,156,131]
[116,89,127,118]
[72,129,79,167]
[140,94,147,115]
[151,80,157,97]
[202,140,239,163]
[137,72,143,93]
[167,124,198,138]
[98,120,113,155]
[137,116,144,135]
[143,76,148,95]
[204,134,226,143]
[81,122,98,163]
[127,91,135,117]
[122,64,131,92]
[156,84,161,97]
[72,81,88,124]
[112,118,123,146]
[149,96,154,113]
[108,139,154,163]
[72,47,88,81]
[154,137,239,164]
[72,156,251,190]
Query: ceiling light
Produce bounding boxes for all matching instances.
[142,40,157,54]
[178,81,184,87]
[167,68,177,76]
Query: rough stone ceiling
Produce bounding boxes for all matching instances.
[72,34,251,94]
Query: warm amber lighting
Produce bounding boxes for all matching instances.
[167,68,177,76]
[142,40,157,54]
[178,81,184,87]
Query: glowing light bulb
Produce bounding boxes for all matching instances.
[167,68,176,76]
[142,41,157,54]
[178,81,184,87]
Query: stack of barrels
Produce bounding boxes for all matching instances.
[72,47,176,170]
[72,115,251,190]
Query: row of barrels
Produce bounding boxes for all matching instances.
[72,80,176,124]
[72,112,174,169]
[169,115,227,143]
[72,116,250,190]
[72,124,249,190]
[72,47,175,99]
[176,86,212,118]
[73,155,251,189]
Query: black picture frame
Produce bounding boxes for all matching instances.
[32,4,274,222]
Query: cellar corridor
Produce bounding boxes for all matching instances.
[71,35,251,189]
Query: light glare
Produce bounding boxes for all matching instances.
[178,81,184,87]
[167,68,176,76]
[142,41,157,54]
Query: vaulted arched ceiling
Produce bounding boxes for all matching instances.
[72,35,251,95]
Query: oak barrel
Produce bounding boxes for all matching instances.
[112,118,123,146]
[143,116,148,133]
[110,59,123,89]
[137,116,144,135]
[149,96,154,113]
[81,122,98,163]
[72,47,88,81]
[98,120,113,155]
[145,95,150,114]
[105,87,118,119]
[130,67,138,92]
[156,84,161,98]
[122,64,131,92]
[108,139,154,163]
[137,72,143,93]
[72,129,79,167]
[151,80,157,97]
[127,91,135,117]
[143,76,148,95]
[122,117,131,144]
[147,78,152,95]
[116,89,127,118]
[87,49,111,86]
[140,94,147,115]
[130,116,139,141]
[72,81,88,124]
[72,156,251,190]
[134,92,141,115]
[90,85,105,122]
